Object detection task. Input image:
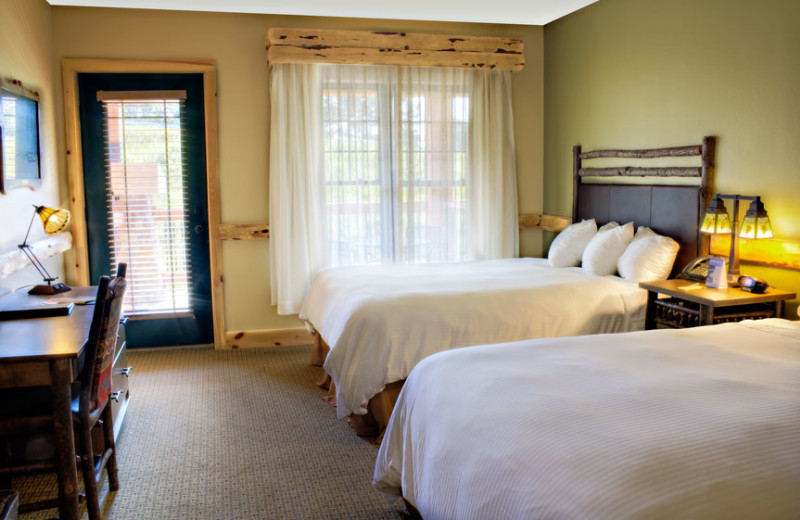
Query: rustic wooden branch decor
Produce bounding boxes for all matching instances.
[225,328,313,349]
[219,223,270,240]
[218,216,570,241]
[266,28,524,71]
[0,233,73,280]
[518,214,571,233]
[572,137,716,275]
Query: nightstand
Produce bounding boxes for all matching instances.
[639,279,795,330]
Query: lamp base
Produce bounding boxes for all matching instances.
[28,282,71,295]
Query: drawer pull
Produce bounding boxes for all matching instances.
[117,366,133,377]
[110,391,124,402]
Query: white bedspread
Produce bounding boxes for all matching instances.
[374,319,800,519]
[299,258,646,418]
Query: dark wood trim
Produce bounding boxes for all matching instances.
[572,145,581,223]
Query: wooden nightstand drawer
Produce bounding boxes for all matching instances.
[654,298,776,328]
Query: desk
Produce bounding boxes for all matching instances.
[0,287,97,520]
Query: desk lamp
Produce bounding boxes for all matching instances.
[700,194,773,278]
[18,205,72,294]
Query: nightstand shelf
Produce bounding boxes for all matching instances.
[640,279,795,330]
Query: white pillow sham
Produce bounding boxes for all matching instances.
[581,221,634,276]
[617,232,680,282]
[548,219,597,267]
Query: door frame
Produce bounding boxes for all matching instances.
[62,58,224,348]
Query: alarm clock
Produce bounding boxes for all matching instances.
[737,275,768,294]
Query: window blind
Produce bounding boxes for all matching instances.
[99,90,192,316]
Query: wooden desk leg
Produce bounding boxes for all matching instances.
[699,304,715,326]
[50,359,79,520]
[644,290,657,330]
[776,301,785,319]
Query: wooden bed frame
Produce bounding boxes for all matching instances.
[573,136,716,276]
[314,136,717,441]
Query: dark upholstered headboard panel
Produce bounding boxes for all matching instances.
[573,137,716,277]
[576,185,702,277]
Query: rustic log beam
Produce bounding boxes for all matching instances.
[219,223,270,240]
[579,145,702,160]
[267,46,523,71]
[519,214,572,232]
[579,167,701,178]
[266,28,523,54]
[220,218,572,240]
[225,328,313,350]
[0,233,73,280]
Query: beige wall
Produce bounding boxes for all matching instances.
[0,0,63,296]
[544,0,800,316]
[50,8,544,331]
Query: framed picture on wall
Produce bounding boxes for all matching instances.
[0,78,42,193]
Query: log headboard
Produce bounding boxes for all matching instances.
[573,136,715,277]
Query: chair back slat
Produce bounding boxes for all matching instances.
[79,263,128,414]
[90,274,126,410]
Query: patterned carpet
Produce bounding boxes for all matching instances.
[16,345,409,520]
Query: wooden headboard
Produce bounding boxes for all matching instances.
[573,136,716,277]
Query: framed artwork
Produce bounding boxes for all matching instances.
[0,78,42,193]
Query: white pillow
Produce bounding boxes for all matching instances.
[581,221,634,275]
[548,219,597,267]
[598,221,620,232]
[633,226,657,240]
[618,233,680,282]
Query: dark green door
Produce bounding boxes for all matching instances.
[78,73,213,347]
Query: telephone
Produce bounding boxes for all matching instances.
[677,255,717,282]
[677,256,770,292]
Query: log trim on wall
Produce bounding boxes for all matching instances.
[0,233,73,280]
[225,328,313,349]
[266,28,524,71]
[217,215,573,243]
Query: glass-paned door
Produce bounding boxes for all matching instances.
[79,73,213,347]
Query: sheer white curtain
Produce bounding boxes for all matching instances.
[269,63,518,314]
[269,64,326,314]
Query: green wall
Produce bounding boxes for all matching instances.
[544,0,800,317]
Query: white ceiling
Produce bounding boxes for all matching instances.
[45,0,599,26]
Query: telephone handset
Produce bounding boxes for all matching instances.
[678,255,770,292]
[677,255,716,282]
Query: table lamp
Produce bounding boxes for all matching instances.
[700,194,773,278]
[18,205,72,294]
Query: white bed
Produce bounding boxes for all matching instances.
[300,258,647,419]
[374,319,800,519]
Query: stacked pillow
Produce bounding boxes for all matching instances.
[547,221,679,282]
[617,227,680,282]
[581,221,634,276]
[547,219,597,267]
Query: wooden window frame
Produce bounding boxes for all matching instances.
[62,59,224,348]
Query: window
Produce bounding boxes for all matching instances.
[269,63,518,314]
[100,92,191,316]
[321,65,471,267]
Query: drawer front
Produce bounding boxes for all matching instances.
[111,317,132,437]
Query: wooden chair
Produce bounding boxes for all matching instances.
[0,264,127,520]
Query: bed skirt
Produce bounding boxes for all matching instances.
[312,333,404,441]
